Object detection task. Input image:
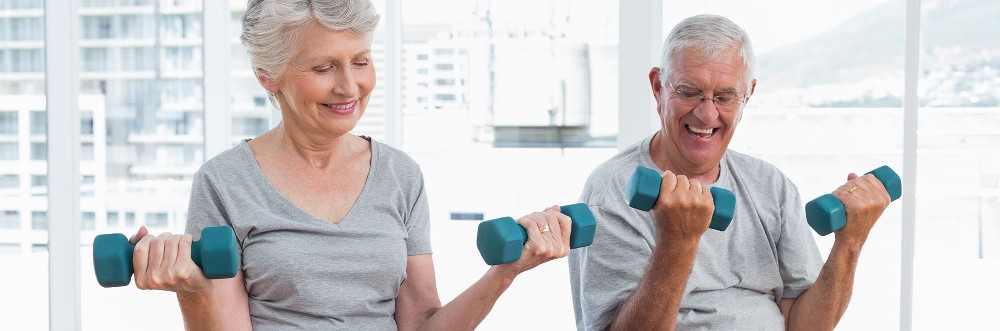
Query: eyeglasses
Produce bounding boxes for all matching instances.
[667,80,745,112]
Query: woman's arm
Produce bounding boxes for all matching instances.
[395,208,572,331]
[131,227,252,331]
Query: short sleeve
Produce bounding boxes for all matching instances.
[184,169,232,240]
[569,182,653,331]
[776,181,824,298]
[404,172,432,256]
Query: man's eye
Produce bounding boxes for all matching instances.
[678,90,701,98]
[313,66,332,73]
[715,96,734,104]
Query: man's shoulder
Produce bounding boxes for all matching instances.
[726,149,784,176]
[582,142,645,201]
[724,149,797,194]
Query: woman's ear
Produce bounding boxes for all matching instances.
[256,68,279,93]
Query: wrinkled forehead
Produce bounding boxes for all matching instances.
[669,47,749,90]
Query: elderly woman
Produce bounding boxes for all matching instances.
[127,0,573,329]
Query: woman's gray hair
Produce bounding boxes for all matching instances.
[659,14,755,94]
[241,0,380,81]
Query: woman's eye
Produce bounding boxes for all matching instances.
[313,66,332,73]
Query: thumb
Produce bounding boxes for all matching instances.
[847,173,859,181]
[128,225,149,245]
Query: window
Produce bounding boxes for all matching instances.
[0,175,19,189]
[2,1,46,326]
[233,118,268,136]
[124,212,136,227]
[145,212,168,228]
[106,211,119,227]
[80,112,94,135]
[914,0,1000,328]
[30,111,45,134]
[30,175,45,187]
[0,210,20,229]
[81,212,95,231]
[82,143,94,161]
[30,142,45,160]
[0,142,18,160]
[81,48,108,72]
[433,94,455,101]
[31,211,46,230]
[0,111,17,135]
[402,1,619,327]
[433,63,453,71]
[82,16,113,39]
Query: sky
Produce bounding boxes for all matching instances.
[392,0,896,53]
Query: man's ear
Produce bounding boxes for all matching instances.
[649,67,663,103]
[256,68,279,94]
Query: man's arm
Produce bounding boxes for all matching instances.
[781,173,891,330]
[609,237,699,330]
[608,172,714,331]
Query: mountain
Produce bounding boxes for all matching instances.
[756,0,1000,95]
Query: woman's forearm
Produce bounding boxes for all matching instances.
[417,266,515,331]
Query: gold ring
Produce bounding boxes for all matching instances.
[848,186,859,194]
[538,225,551,234]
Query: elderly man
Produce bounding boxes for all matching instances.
[569,14,891,330]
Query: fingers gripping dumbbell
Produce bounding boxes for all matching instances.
[625,166,737,231]
[93,226,240,288]
[805,165,902,236]
[476,203,596,265]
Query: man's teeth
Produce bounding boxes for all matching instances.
[687,125,714,135]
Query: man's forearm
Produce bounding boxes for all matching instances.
[786,240,863,331]
[609,240,699,331]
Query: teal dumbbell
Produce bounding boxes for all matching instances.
[93,226,240,288]
[476,203,596,265]
[805,165,902,236]
[626,166,736,231]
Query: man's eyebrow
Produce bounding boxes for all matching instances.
[674,81,701,89]
[715,87,740,94]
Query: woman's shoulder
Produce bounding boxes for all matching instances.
[196,140,256,179]
[369,137,422,174]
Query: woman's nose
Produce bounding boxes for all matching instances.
[333,69,359,97]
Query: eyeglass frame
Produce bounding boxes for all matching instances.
[665,79,748,112]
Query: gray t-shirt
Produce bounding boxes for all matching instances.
[185,138,431,330]
[569,134,823,331]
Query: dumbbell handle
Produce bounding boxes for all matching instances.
[476,203,596,265]
[93,226,239,288]
[626,166,736,231]
[805,165,902,236]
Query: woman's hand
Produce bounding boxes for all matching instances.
[492,205,573,279]
[129,226,212,295]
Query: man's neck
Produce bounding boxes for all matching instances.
[648,131,722,184]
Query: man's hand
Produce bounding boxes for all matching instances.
[650,170,715,244]
[829,173,892,249]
